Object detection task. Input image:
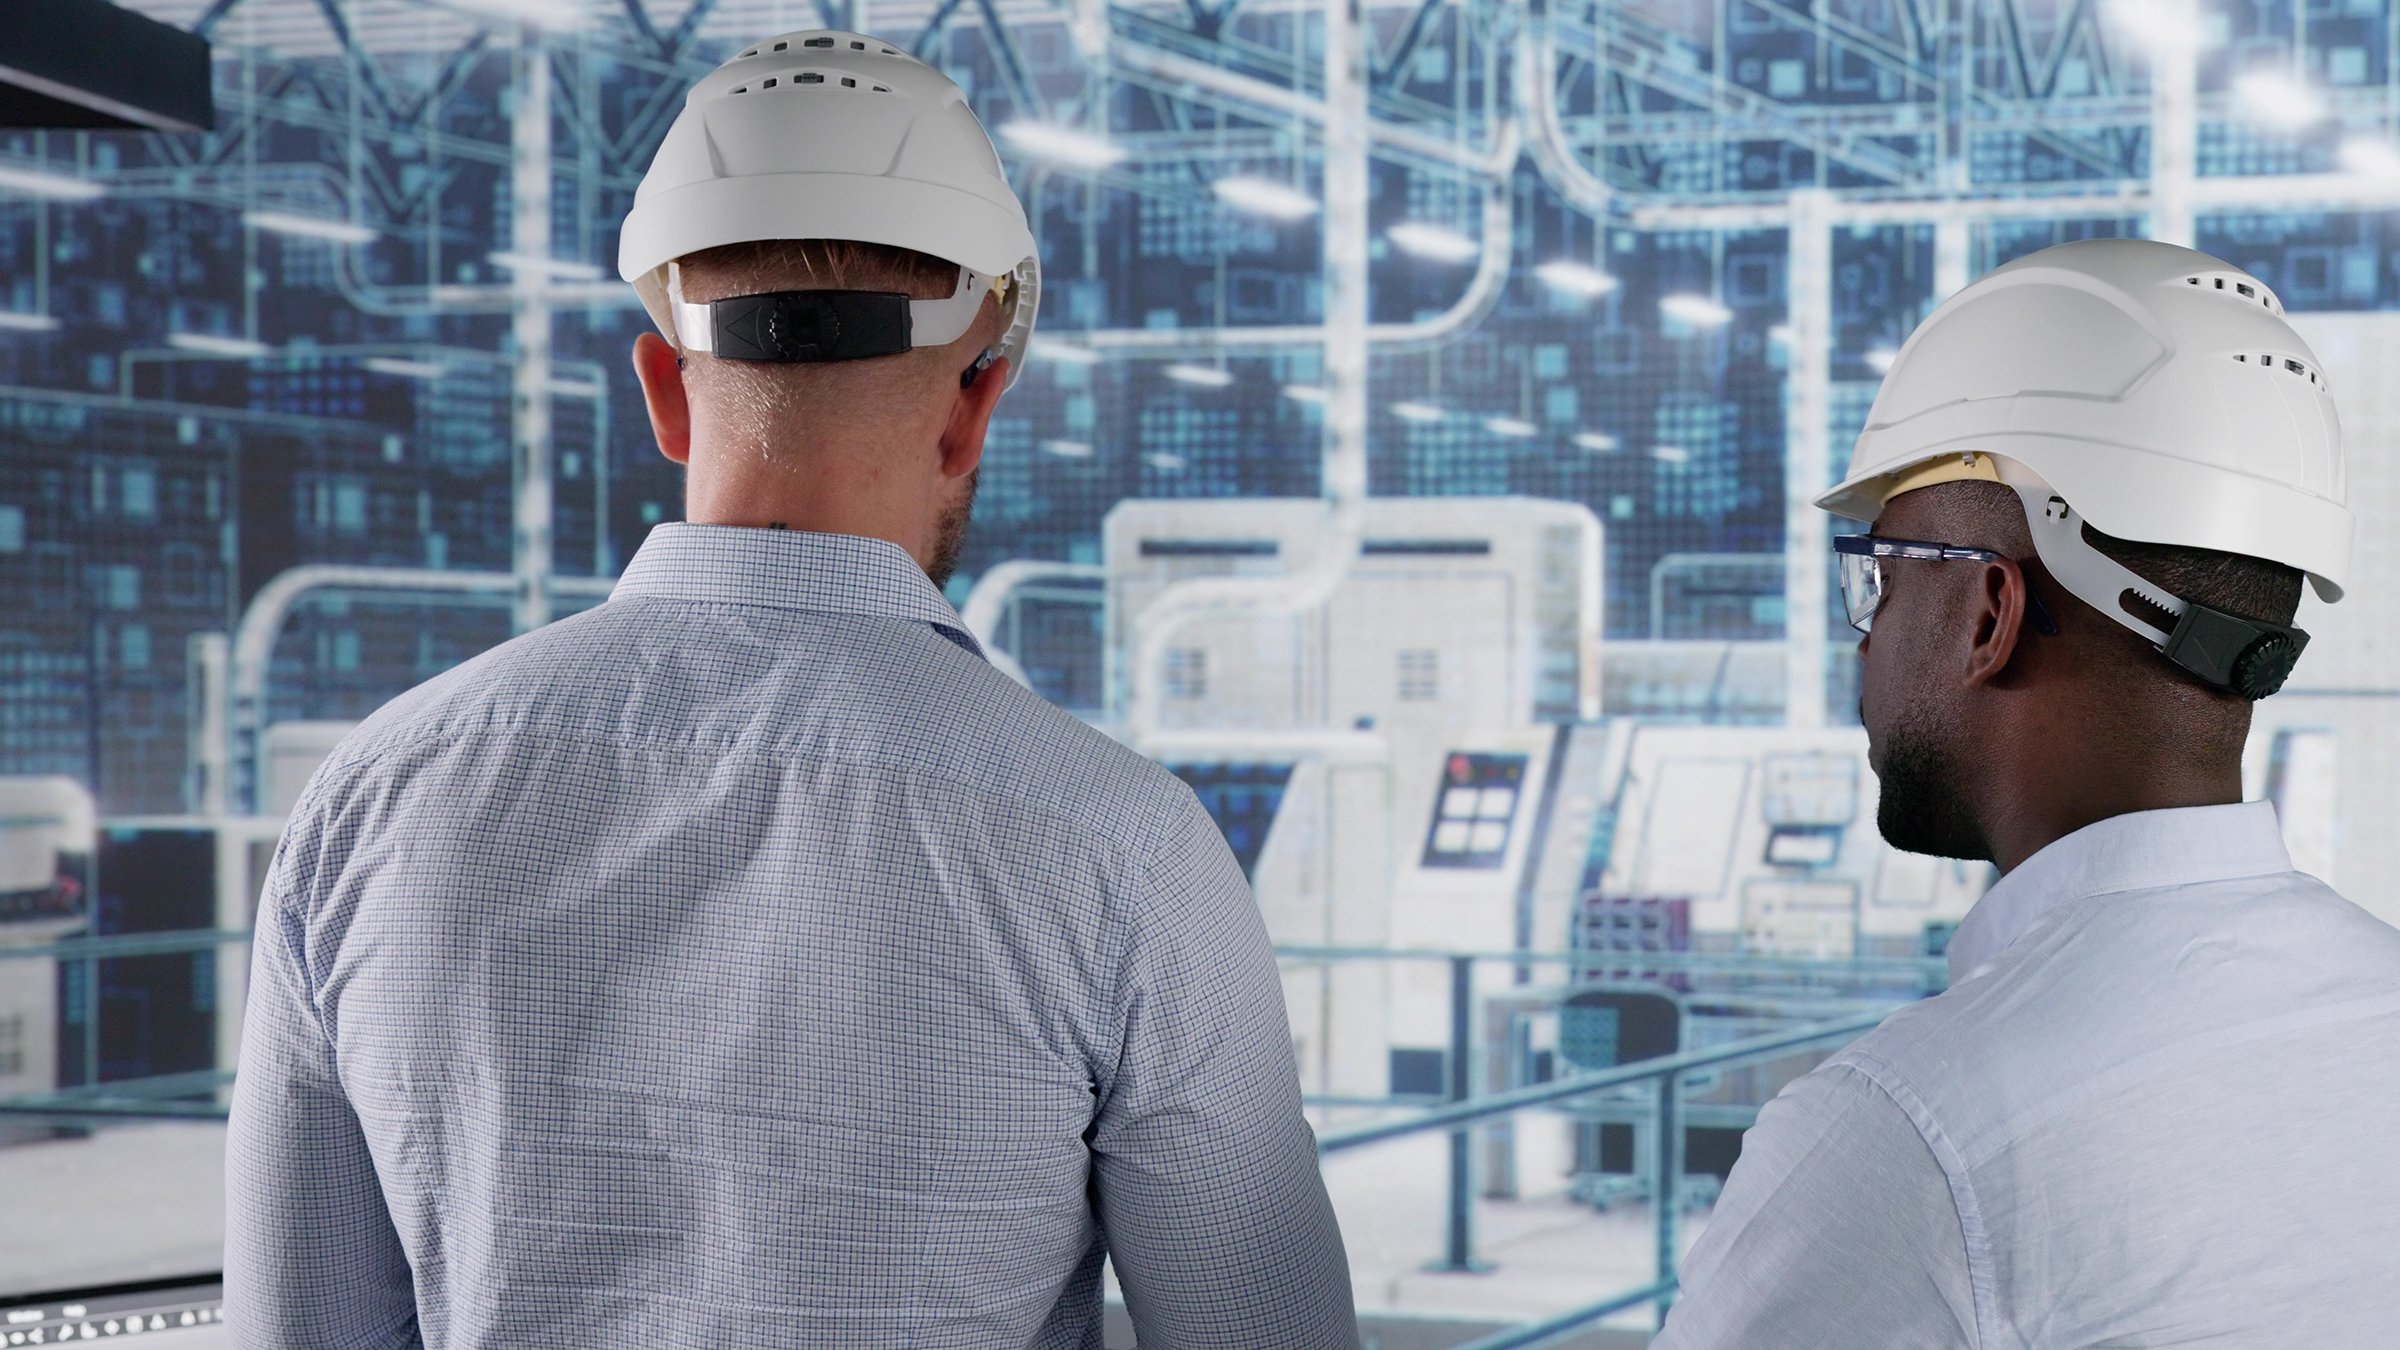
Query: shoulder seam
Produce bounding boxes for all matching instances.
[1831,1053,2000,1350]
[1094,784,1199,1110]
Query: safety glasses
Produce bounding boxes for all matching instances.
[1833,534,2060,636]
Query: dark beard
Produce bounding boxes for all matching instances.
[923,468,978,591]
[1873,697,1988,862]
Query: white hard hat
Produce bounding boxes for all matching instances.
[1819,238,2355,698]
[617,30,1040,389]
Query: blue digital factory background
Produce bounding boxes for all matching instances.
[7,0,2400,809]
[8,0,2400,1144]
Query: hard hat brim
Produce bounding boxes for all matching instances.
[1815,436,2350,603]
[617,171,1037,298]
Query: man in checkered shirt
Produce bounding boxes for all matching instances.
[226,34,1356,1349]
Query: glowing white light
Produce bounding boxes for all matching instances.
[1389,222,1480,263]
[244,210,377,244]
[1165,363,1234,388]
[449,0,590,30]
[1281,383,1328,404]
[1573,431,1619,451]
[2339,136,2400,178]
[1146,452,1187,470]
[1651,445,1692,464]
[1661,293,1734,328]
[1212,176,1318,220]
[998,122,1125,170]
[0,312,61,333]
[1485,416,1538,438]
[1534,260,1619,297]
[546,378,603,399]
[2108,0,2213,55]
[0,165,104,200]
[1865,347,1900,374]
[1041,439,1094,457]
[1768,323,1794,345]
[2235,70,2327,131]
[1029,338,1102,364]
[363,357,445,379]
[1391,400,1447,423]
[487,251,603,281]
[167,332,270,358]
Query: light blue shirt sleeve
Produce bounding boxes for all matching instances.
[1091,788,1360,1350]
[225,802,423,1348]
[1652,1060,1980,1350]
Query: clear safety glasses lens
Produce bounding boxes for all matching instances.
[1839,549,1883,633]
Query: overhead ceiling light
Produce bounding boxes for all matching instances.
[1651,445,1692,465]
[447,0,590,30]
[2339,136,2400,178]
[486,251,604,281]
[1768,323,1795,345]
[1534,260,1620,298]
[167,332,270,358]
[1389,222,1480,263]
[2107,0,2213,55]
[1865,347,1901,374]
[1391,400,1447,423]
[1485,416,1538,438]
[0,164,105,201]
[0,311,61,333]
[1573,431,1618,451]
[545,378,603,399]
[1041,439,1095,458]
[245,210,377,245]
[1661,293,1735,328]
[1282,384,1328,404]
[1030,338,1103,365]
[1165,363,1234,388]
[998,122,1126,170]
[2235,70,2327,131]
[363,357,445,379]
[1212,176,1319,221]
[1145,452,1188,471]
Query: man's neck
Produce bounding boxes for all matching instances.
[683,476,925,562]
[1981,761,2245,876]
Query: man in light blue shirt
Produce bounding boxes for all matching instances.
[226,32,1356,1349]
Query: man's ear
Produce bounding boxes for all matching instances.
[632,331,691,466]
[939,354,1010,481]
[1965,555,2037,688]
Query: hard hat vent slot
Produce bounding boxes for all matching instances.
[735,71,885,94]
[2232,353,2322,388]
[804,36,834,47]
[2184,272,2283,314]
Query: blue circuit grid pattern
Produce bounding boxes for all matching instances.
[5,0,2400,816]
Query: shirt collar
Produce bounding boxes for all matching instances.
[1947,800,2292,984]
[610,522,985,661]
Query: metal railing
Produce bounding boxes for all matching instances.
[1279,943,1921,1347]
[1317,1009,1889,1346]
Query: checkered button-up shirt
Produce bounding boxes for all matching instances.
[227,523,1357,1349]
